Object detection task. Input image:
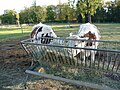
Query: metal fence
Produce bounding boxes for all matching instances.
[21,37,120,72]
[21,37,120,90]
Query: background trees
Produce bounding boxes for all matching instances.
[55,4,76,22]
[76,0,103,23]
[0,0,120,24]
[19,6,46,24]
[46,5,56,22]
[0,10,16,24]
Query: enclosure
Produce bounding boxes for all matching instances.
[21,37,120,90]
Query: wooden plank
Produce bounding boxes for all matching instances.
[26,70,115,90]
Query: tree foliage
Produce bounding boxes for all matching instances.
[55,3,76,22]
[0,10,16,24]
[0,1,120,24]
[115,0,120,6]
[46,5,56,21]
[19,6,46,24]
[76,0,103,23]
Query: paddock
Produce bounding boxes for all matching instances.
[21,37,120,90]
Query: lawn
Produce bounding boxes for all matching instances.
[96,23,120,40]
[0,25,32,42]
[0,23,120,42]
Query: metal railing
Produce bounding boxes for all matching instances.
[21,37,120,72]
[21,37,120,90]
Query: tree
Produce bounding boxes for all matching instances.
[32,0,36,6]
[93,7,107,23]
[19,6,46,24]
[19,8,32,23]
[46,5,56,22]
[76,0,103,23]
[62,4,76,21]
[56,4,63,21]
[55,3,76,22]
[115,0,120,6]
[16,13,20,26]
[0,10,16,24]
[35,6,46,22]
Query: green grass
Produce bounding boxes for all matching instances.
[52,23,120,40]
[95,23,120,40]
[0,26,32,42]
[0,23,120,42]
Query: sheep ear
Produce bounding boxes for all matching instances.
[88,31,91,34]
[39,22,42,24]
[69,32,73,36]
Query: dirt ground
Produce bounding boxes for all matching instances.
[0,37,120,90]
[0,37,93,90]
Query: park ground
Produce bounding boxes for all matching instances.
[0,23,120,90]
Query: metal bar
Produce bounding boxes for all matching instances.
[26,70,115,90]
[21,38,120,52]
[21,38,120,44]
[102,52,106,70]
[47,47,55,63]
[62,48,68,64]
[116,61,120,72]
[97,51,100,70]
[112,53,118,71]
[21,42,120,53]
[107,53,112,71]
[41,46,49,63]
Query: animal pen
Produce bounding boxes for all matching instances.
[21,37,120,90]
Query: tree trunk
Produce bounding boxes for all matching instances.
[85,13,92,23]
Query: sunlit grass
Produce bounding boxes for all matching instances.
[95,23,120,40]
[0,26,32,41]
[0,23,120,42]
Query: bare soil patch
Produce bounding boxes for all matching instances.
[0,37,31,89]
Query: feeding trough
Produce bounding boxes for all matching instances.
[21,37,120,90]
